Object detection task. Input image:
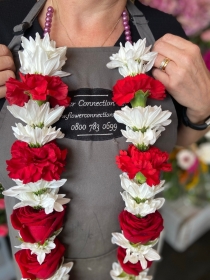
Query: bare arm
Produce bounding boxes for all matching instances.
[152,34,210,147]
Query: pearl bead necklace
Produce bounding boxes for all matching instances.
[44,6,132,45]
[43,6,54,36]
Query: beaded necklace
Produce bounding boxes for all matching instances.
[43,5,133,45]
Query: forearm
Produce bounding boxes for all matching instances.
[177,122,210,147]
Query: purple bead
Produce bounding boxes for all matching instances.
[122,15,128,21]
[44,27,50,32]
[45,17,52,23]
[45,22,51,28]
[124,25,130,31]
[122,10,127,16]
[46,11,53,17]
[47,6,54,13]
[125,30,131,36]
[123,21,129,27]
[126,35,132,41]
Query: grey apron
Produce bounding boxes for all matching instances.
[0,0,178,279]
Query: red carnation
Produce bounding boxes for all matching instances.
[112,74,165,106]
[15,238,65,279]
[117,246,152,276]
[6,140,67,184]
[11,206,66,244]
[119,210,164,244]
[6,72,70,107]
[116,144,171,186]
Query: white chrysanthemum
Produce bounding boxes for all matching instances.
[176,149,197,170]
[121,126,163,147]
[111,233,160,270]
[137,271,153,280]
[106,39,157,77]
[19,33,69,77]
[12,123,64,145]
[196,142,210,164]
[121,192,165,217]
[11,187,70,214]
[16,235,57,264]
[47,261,73,280]
[3,179,67,197]
[7,100,65,127]
[120,173,165,200]
[110,262,152,280]
[114,106,171,132]
[110,262,127,280]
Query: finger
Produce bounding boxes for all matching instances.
[154,54,177,75]
[0,85,6,98]
[0,44,13,57]
[0,70,15,86]
[158,34,191,50]
[153,40,185,63]
[152,67,170,89]
[0,56,16,72]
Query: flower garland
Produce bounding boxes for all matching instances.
[106,40,172,279]
[3,33,73,280]
[2,32,172,280]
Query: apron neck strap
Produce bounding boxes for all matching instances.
[126,0,155,46]
[8,0,47,51]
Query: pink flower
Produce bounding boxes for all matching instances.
[203,50,210,71]
[200,29,210,42]
[0,224,8,237]
[141,0,210,36]
[0,198,5,209]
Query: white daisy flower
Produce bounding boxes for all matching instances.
[111,233,160,270]
[12,188,70,214]
[16,235,57,264]
[106,39,157,77]
[121,126,163,147]
[47,260,73,280]
[110,262,128,280]
[120,173,165,200]
[3,179,67,197]
[7,100,65,127]
[12,123,64,146]
[121,192,165,217]
[114,106,171,132]
[110,262,152,280]
[19,33,70,77]
[137,271,153,280]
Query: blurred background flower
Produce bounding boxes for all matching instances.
[141,0,210,36]
[162,133,210,205]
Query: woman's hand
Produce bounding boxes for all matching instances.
[0,44,16,98]
[152,33,210,124]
